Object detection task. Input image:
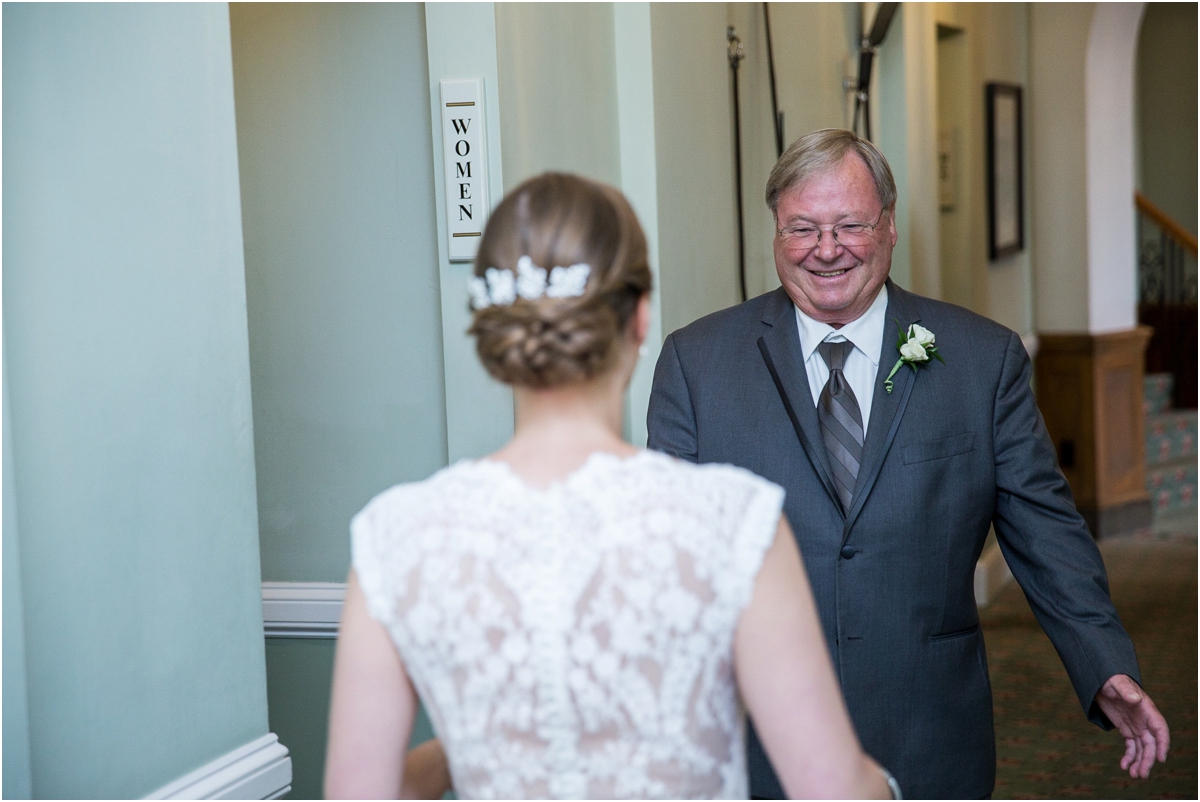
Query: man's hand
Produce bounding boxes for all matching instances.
[400,738,451,799]
[1094,674,1170,778]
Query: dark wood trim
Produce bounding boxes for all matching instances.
[986,83,1024,261]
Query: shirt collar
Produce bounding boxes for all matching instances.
[794,283,888,368]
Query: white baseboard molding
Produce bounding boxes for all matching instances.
[974,540,1014,607]
[262,581,345,638]
[146,733,291,800]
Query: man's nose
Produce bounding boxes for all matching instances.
[814,230,842,260]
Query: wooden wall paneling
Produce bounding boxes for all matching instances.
[1094,327,1153,508]
[1035,327,1152,537]
[1035,334,1097,510]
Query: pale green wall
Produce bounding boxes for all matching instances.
[1137,2,1197,236]
[877,5,915,293]
[3,358,32,798]
[493,1,679,448]
[727,3,860,300]
[883,3,941,299]
[229,2,447,583]
[264,639,336,800]
[2,4,269,797]
[229,5,448,796]
[496,3,621,189]
[760,4,859,142]
[262,639,438,800]
[651,2,741,338]
[614,2,666,447]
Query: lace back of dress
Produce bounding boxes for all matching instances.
[352,451,783,799]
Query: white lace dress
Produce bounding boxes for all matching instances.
[351,450,785,799]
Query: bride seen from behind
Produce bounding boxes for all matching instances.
[324,173,892,799]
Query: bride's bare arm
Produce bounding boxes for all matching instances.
[325,570,417,799]
[735,518,892,799]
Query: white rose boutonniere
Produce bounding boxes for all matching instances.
[885,321,944,393]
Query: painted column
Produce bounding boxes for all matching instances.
[425,3,514,462]
[615,2,665,447]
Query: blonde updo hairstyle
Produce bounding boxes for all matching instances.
[469,173,652,388]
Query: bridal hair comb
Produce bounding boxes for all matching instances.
[469,256,591,310]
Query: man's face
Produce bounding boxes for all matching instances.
[772,154,897,328]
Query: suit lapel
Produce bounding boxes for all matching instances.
[843,281,921,537]
[756,289,841,511]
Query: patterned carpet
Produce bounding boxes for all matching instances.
[982,517,1197,799]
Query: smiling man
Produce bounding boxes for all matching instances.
[646,129,1168,799]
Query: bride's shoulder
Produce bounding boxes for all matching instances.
[633,453,784,600]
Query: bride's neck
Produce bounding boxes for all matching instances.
[512,370,627,451]
[490,366,637,487]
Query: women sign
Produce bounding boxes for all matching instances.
[440,78,489,262]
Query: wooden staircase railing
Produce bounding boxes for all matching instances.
[1136,191,1197,255]
[1135,191,1197,408]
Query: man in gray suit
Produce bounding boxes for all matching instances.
[646,129,1169,798]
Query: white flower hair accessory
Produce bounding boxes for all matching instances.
[547,263,591,298]
[468,257,591,309]
[515,256,546,299]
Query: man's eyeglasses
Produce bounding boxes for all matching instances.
[776,208,887,249]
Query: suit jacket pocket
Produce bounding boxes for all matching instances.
[902,432,975,465]
[929,622,980,642]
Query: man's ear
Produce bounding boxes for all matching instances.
[886,206,898,247]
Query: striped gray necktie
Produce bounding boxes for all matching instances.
[817,340,864,513]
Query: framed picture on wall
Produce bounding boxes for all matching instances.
[986,83,1024,260]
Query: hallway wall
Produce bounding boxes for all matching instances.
[728,4,860,301]
[2,4,270,796]
[229,4,447,796]
[1030,3,1093,334]
[1137,2,1198,236]
[492,1,745,443]
[973,4,1034,339]
[229,1,446,585]
[871,3,1037,337]
[4,363,32,798]
[878,2,939,299]
[1084,3,1144,335]
[1031,2,1150,336]
[650,3,742,339]
[495,3,622,190]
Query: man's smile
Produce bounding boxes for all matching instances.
[805,263,857,279]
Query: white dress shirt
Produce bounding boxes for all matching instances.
[794,284,888,438]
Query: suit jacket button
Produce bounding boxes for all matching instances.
[840,545,856,560]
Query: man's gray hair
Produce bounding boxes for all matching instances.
[765,128,897,219]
